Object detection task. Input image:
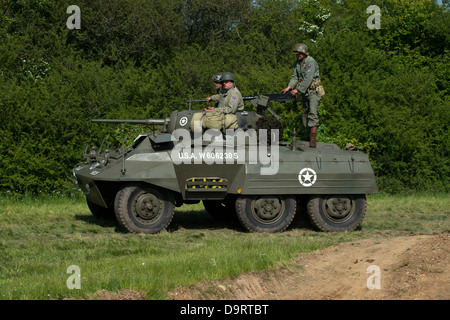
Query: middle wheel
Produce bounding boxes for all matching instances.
[235,195,296,233]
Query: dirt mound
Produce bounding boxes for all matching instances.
[168,232,449,300]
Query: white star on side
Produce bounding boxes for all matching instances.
[298,168,317,187]
[302,171,313,182]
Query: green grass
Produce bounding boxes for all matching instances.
[0,192,448,300]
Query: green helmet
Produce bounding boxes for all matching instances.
[212,72,223,82]
[221,72,235,82]
[293,43,309,55]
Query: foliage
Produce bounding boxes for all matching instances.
[0,0,448,194]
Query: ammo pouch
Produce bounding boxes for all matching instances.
[295,78,325,97]
[316,84,325,97]
[310,78,325,97]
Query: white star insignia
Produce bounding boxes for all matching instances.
[302,171,313,182]
[298,168,317,187]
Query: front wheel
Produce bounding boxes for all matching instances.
[235,195,296,233]
[306,194,367,232]
[114,184,175,234]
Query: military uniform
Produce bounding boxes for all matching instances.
[215,85,244,114]
[199,85,242,131]
[288,55,321,129]
[190,73,242,132]
[209,91,222,108]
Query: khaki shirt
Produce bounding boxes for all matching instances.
[288,56,320,94]
[209,90,222,108]
[215,86,244,114]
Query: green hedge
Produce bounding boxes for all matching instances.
[0,0,448,194]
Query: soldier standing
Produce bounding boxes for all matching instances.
[281,43,323,148]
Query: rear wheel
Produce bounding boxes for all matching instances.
[114,184,175,234]
[235,195,296,233]
[307,194,367,232]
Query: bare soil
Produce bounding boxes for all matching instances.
[167,232,449,300]
[90,232,448,300]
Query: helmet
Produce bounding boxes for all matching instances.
[293,43,309,55]
[212,72,223,82]
[221,72,235,82]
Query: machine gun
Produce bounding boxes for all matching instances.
[91,91,295,135]
[260,92,295,103]
[250,93,296,119]
[187,92,294,104]
[187,92,295,119]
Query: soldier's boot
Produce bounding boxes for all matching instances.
[310,126,318,148]
[304,128,311,141]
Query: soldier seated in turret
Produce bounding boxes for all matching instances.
[191,72,244,132]
[205,72,244,114]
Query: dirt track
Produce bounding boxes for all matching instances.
[167,232,449,300]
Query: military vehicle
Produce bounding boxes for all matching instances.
[73,94,378,234]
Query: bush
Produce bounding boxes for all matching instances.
[0,0,448,194]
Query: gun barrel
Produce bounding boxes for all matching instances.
[262,93,294,102]
[92,119,167,125]
[242,95,259,100]
[188,95,259,104]
[186,99,208,103]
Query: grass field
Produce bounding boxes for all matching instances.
[0,192,448,300]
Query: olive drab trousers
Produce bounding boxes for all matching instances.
[301,91,321,129]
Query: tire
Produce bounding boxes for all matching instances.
[306,194,367,232]
[114,184,175,234]
[235,195,296,233]
[86,198,115,220]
